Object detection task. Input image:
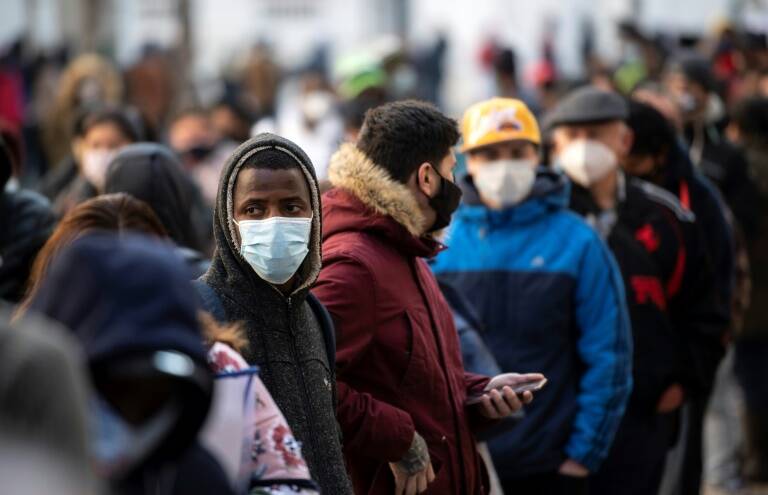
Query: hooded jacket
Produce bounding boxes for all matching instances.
[431,169,633,477]
[200,134,352,494]
[28,234,231,495]
[314,143,495,495]
[104,143,210,277]
[659,143,734,326]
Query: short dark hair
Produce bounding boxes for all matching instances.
[243,147,302,171]
[74,106,142,142]
[627,100,677,157]
[356,100,459,183]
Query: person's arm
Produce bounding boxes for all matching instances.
[671,214,728,393]
[313,256,415,462]
[565,234,633,473]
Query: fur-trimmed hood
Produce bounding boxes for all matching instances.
[324,143,441,258]
[328,143,427,236]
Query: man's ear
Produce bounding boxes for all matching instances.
[416,162,436,197]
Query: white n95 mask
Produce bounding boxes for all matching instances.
[556,140,618,187]
[472,159,537,209]
[236,216,312,285]
[81,149,117,191]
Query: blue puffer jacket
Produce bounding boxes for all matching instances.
[431,169,633,477]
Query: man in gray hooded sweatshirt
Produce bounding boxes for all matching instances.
[196,133,352,493]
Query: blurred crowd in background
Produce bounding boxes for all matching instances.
[2,0,768,494]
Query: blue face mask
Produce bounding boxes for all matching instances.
[236,216,312,285]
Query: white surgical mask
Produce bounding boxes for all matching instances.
[81,149,117,191]
[472,159,537,209]
[236,216,312,285]
[556,140,618,187]
[89,397,178,477]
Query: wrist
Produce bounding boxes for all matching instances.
[396,432,430,475]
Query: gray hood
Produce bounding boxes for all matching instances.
[209,132,322,297]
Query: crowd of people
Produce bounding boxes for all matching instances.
[1,18,768,495]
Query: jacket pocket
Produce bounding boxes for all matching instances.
[374,311,416,387]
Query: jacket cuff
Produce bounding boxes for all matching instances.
[564,444,602,473]
[386,407,417,462]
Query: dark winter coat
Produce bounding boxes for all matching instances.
[432,170,632,477]
[200,134,353,494]
[0,189,55,303]
[314,143,495,495]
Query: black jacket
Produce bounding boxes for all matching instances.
[572,175,727,394]
[201,133,353,494]
[570,180,677,414]
[658,144,735,330]
[0,189,55,303]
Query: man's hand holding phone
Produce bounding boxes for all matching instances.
[468,373,547,419]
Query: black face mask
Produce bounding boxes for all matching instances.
[426,165,462,232]
[182,143,215,163]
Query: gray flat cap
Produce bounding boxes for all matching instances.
[543,86,628,130]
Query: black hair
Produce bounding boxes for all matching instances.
[243,147,302,171]
[356,100,459,183]
[340,94,387,132]
[74,106,142,142]
[730,97,768,145]
[627,100,678,157]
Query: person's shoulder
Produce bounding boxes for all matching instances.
[628,178,695,224]
[2,189,55,236]
[548,208,604,244]
[323,230,399,269]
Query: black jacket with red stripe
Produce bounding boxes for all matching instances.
[571,175,727,398]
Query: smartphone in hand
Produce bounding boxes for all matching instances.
[466,374,547,405]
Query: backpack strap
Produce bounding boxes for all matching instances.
[192,278,227,322]
[307,292,337,373]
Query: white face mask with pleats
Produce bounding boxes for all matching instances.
[471,159,537,209]
[556,139,618,187]
[235,216,312,285]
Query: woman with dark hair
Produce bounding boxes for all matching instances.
[16,192,167,316]
[50,106,142,216]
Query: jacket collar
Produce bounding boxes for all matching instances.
[328,143,428,237]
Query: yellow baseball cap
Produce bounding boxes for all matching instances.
[460,98,541,152]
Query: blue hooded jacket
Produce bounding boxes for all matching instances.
[431,169,632,476]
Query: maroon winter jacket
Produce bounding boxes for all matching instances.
[313,144,492,495]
